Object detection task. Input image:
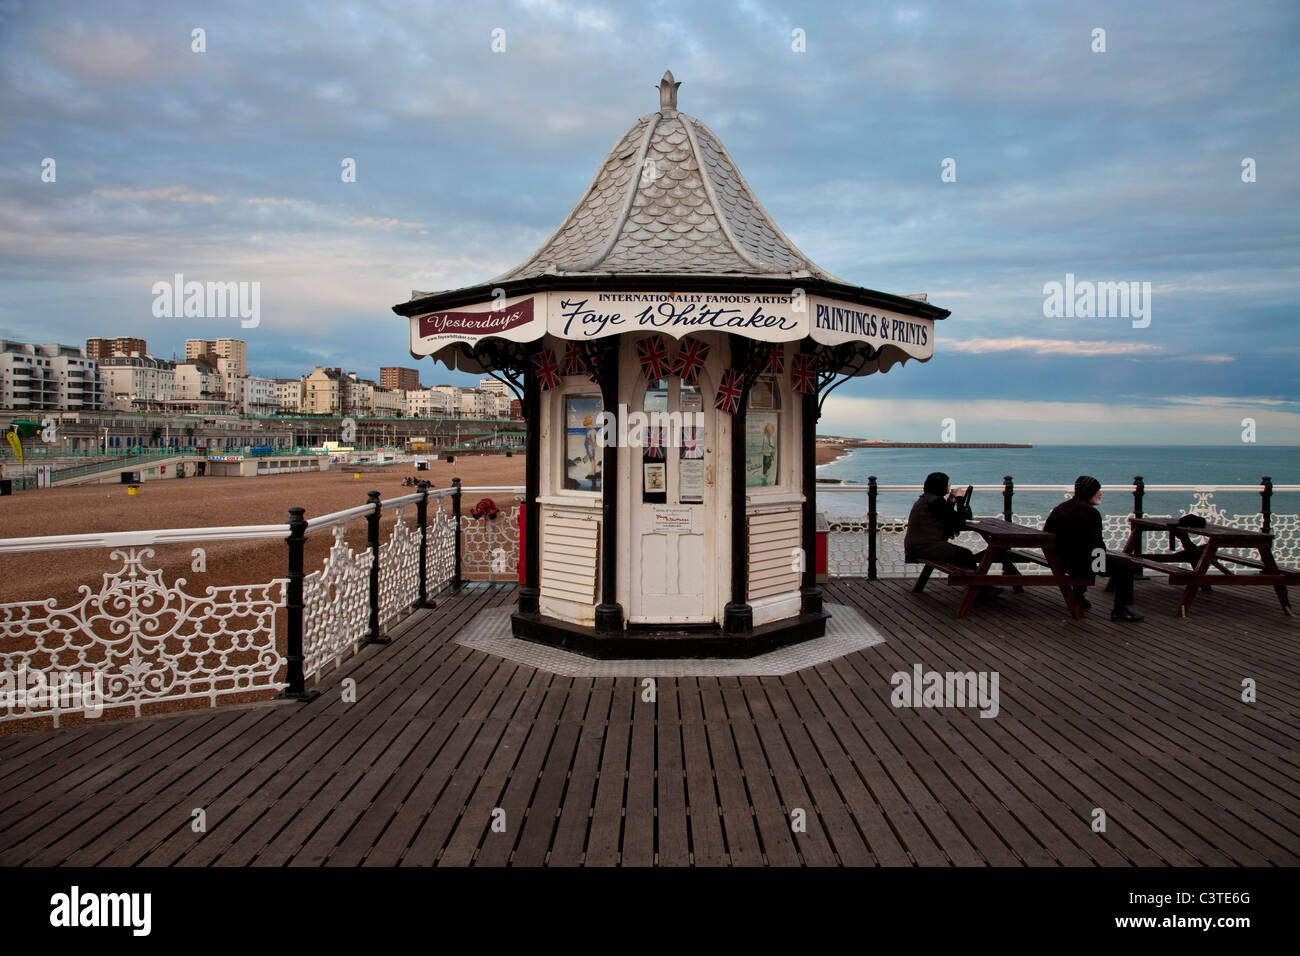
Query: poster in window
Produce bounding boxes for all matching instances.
[679,459,704,503]
[748,378,775,410]
[563,394,602,492]
[745,412,779,487]
[644,462,666,494]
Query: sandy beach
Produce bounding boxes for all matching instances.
[816,442,851,466]
[1,454,525,604]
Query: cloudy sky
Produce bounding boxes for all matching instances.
[2,0,1296,443]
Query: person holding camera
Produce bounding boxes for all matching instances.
[905,472,991,580]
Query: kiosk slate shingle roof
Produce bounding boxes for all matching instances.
[487,73,845,284]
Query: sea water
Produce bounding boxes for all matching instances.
[816,445,1300,522]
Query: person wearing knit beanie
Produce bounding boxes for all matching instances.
[1046,475,1142,621]
[1074,475,1101,501]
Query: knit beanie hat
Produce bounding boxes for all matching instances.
[1074,475,1101,499]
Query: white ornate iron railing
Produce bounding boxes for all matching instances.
[0,481,522,725]
[818,481,1299,578]
[0,523,288,727]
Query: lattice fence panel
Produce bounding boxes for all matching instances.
[460,496,523,582]
[378,506,420,628]
[302,526,373,680]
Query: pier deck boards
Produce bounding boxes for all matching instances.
[1,578,1296,866]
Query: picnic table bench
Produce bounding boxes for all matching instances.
[912,517,1092,619]
[1118,516,1298,616]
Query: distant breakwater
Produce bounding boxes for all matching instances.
[822,442,1033,449]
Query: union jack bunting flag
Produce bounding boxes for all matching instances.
[672,336,710,385]
[680,427,704,459]
[531,348,561,391]
[563,342,588,377]
[636,334,672,380]
[644,427,665,460]
[791,353,817,394]
[714,369,743,414]
[764,344,785,375]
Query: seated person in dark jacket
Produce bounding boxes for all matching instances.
[904,472,980,570]
[1044,476,1143,621]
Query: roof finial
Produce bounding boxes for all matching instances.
[658,70,680,111]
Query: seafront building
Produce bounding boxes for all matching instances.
[85,336,146,361]
[1,334,522,425]
[303,366,343,415]
[0,340,102,412]
[380,366,421,391]
[97,352,176,411]
[185,338,248,374]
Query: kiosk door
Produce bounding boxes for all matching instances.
[628,372,715,624]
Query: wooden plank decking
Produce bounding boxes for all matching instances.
[1,578,1296,866]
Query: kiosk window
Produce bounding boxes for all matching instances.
[746,376,780,488]
[679,382,705,503]
[641,378,668,504]
[563,394,602,493]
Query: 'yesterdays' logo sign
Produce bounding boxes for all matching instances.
[50,886,151,936]
[418,298,535,337]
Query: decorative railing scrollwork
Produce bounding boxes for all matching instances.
[1,547,284,726]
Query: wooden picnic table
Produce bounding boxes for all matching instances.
[913,517,1088,619]
[1119,516,1296,616]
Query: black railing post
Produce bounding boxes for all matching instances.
[364,490,389,644]
[277,506,319,702]
[1002,476,1014,522]
[1261,476,1273,534]
[452,476,464,592]
[518,356,541,615]
[867,475,878,581]
[722,334,752,634]
[1132,475,1145,574]
[415,480,435,608]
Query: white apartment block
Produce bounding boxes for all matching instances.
[0,340,102,411]
[478,377,509,396]
[245,375,279,416]
[174,361,228,408]
[275,378,304,413]
[461,388,504,418]
[405,388,452,417]
[97,354,176,411]
[371,386,406,417]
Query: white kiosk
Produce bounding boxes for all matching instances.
[394,73,949,658]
